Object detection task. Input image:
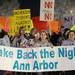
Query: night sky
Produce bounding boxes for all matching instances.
[18,0,40,17]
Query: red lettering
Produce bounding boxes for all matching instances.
[44,13,52,20]
[44,1,53,8]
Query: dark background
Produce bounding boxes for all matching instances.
[18,0,75,19]
[18,0,40,17]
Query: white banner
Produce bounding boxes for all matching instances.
[0,45,75,72]
[40,0,55,21]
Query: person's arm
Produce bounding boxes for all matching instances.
[3,35,10,46]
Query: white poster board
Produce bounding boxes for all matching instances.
[40,0,55,21]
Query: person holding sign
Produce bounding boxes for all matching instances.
[12,26,28,48]
[28,28,39,47]
[61,30,75,75]
[0,28,10,75]
[34,30,53,75]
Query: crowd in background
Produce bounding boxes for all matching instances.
[0,26,75,48]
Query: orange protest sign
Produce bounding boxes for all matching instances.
[47,20,61,34]
[0,16,6,30]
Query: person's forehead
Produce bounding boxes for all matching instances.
[21,28,25,30]
[41,32,46,35]
[69,32,75,34]
[33,29,37,31]
[32,29,37,33]
[68,32,75,36]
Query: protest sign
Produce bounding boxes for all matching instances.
[0,16,6,31]
[13,9,33,33]
[70,25,75,31]
[0,45,75,72]
[8,9,33,36]
[47,20,61,34]
[40,0,54,21]
[32,16,47,31]
[8,16,17,36]
[13,9,31,16]
[15,19,33,33]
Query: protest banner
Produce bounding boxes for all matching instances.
[40,0,55,21]
[0,45,75,72]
